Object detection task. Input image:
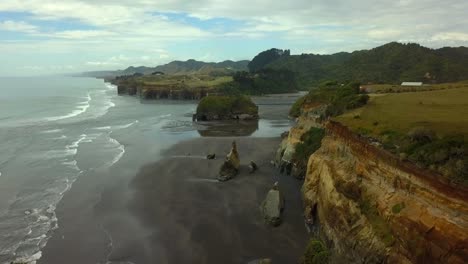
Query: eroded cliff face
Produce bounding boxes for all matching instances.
[275,103,326,177]
[301,122,468,263]
[277,103,468,263]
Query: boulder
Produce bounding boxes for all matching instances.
[217,141,240,181]
[249,160,258,173]
[260,184,284,226]
[206,153,216,160]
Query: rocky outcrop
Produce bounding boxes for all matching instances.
[301,122,468,263]
[115,82,208,100]
[195,96,259,121]
[217,141,240,181]
[275,103,326,178]
[141,87,206,100]
[260,183,284,226]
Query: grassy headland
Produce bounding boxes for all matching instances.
[335,85,468,136]
[335,85,468,184]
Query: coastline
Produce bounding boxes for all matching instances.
[38,92,308,264]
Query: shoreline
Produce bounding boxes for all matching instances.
[37,91,308,264]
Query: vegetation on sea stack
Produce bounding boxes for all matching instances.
[195,95,258,121]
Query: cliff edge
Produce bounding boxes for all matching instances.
[277,105,468,263]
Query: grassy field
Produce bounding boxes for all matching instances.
[335,86,468,137]
[362,81,468,93]
[138,75,232,89]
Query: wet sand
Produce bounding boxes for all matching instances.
[129,137,308,263]
[40,137,308,264]
[40,93,308,264]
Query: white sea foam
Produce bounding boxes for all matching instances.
[41,129,63,134]
[114,120,138,130]
[45,92,91,122]
[107,135,125,167]
[52,135,67,140]
[110,145,125,166]
[62,160,79,171]
[45,148,77,158]
[13,251,42,264]
[45,134,87,159]
[69,134,87,148]
[93,126,111,131]
[105,83,117,91]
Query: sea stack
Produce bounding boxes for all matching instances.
[217,141,240,181]
[260,182,285,227]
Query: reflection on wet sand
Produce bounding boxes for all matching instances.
[196,120,259,137]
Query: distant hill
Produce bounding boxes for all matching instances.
[81,59,249,78]
[259,42,468,89]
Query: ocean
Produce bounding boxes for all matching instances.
[0,76,295,263]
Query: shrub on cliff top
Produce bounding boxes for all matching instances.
[402,133,467,184]
[292,128,325,178]
[303,239,330,264]
[290,96,307,117]
[289,81,369,118]
[407,127,436,144]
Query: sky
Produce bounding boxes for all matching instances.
[0,0,467,76]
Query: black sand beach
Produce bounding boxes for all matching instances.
[39,93,307,264]
[130,137,308,263]
[39,136,308,264]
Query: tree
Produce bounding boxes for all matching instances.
[248,48,291,72]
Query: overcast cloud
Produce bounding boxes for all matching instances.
[0,0,467,75]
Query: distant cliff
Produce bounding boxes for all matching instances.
[81,59,249,78]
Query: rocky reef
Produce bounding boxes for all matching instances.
[277,105,468,263]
